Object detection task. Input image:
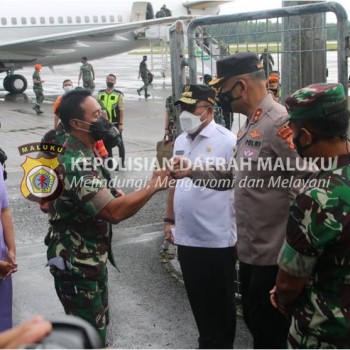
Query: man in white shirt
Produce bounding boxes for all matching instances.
[164,84,237,349]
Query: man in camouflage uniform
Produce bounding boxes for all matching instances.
[164,94,177,137]
[78,57,95,92]
[32,64,44,115]
[45,89,169,345]
[272,83,350,348]
[137,56,151,99]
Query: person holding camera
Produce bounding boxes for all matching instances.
[45,89,170,346]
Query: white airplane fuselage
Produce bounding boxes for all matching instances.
[0,0,225,92]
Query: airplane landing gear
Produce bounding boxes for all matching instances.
[3,74,28,93]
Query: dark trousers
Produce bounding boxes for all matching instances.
[178,245,236,349]
[106,132,125,169]
[239,262,289,349]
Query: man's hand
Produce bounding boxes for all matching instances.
[269,286,286,315]
[148,168,171,191]
[0,260,16,279]
[0,315,52,349]
[164,223,174,244]
[7,250,17,273]
[170,157,192,179]
[118,125,124,133]
[114,189,125,198]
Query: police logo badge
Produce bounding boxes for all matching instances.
[18,142,64,204]
[20,156,63,204]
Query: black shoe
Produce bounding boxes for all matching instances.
[145,94,150,99]
[137,89,141,96]
[37,109,44,114]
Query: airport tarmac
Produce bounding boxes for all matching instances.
[0,52,253,348]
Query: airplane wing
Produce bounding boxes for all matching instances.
[0,16,193,50]
[184,1,232,9]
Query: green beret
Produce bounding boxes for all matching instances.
[285,83,347,120]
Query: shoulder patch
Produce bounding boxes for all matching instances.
[277,125,295,150]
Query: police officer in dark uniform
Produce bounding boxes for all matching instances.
[171,53,311,349]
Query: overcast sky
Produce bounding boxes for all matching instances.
[220,0,350,22]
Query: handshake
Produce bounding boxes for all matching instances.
[149,157,193,191]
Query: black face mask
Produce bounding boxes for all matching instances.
[89,118,112,141]
[91,119,122,147]
[217,80,242,114]
[293,130,318,158]
[106,82,114,88]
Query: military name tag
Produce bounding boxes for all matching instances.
[175,150,185,155]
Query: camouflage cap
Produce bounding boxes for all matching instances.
[285,83,348,120]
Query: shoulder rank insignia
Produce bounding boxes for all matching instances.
[277,125,295,150]
[252,108,262,123]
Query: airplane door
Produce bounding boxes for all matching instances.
[130,2,154,21]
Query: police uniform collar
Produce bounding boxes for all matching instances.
[250,94,274,123]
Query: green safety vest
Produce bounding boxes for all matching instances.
[97,89,123,124]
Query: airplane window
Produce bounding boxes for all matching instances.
[21,17,27,25]
[76,16,81,23]
[11,18,17,25]
[1,18,7,25]
[67,16,72,24]
[58,16,63,24]
[109,15,115,22]
[93,15,98,23]
[49,17,55,24]
[31,17,36,25]
[40,17,45,24]
[101,15,106,23]
[117,15,122,22]
[84,16,90,23]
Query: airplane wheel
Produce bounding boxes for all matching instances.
[3,74,27,93]
[3,76,11,91]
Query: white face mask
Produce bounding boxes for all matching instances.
[179,109,208,134]
[63,86,73,94]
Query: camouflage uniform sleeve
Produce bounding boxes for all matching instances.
[64,157,114,216]
[278,187,341,277]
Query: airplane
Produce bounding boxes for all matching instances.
[0,0,231,93]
